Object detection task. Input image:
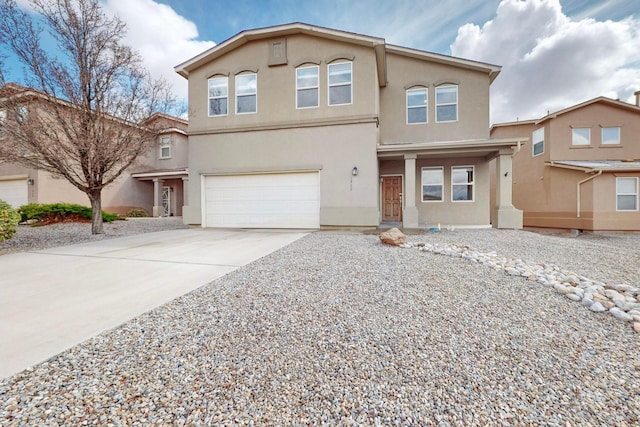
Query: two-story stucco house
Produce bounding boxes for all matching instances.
[0,84,188,216]
[491,94,640,231]
[175,23,524,229]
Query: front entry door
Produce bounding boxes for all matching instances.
[382,175,402,222]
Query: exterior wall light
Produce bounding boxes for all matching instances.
[352,166,358,176]
[27,178,34,185]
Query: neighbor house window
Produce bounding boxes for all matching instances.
[236,73,257,114]
[572,127,590,145]
[296,65,319,109]
[436,85,458,122]
[452,166,474,201]
[407,88,427,124]
[422,167,444,202]
[532,127,544,156]
[16,105,27,123]
[328,62,352,105]
[159,136,171,159]
[616,177,638,211]
[602,127,620,145]
[0,110,5,137]
[208,76,228,116]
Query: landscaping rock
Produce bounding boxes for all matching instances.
[378,227,406,246]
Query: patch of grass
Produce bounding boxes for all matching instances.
[18,203,122,225]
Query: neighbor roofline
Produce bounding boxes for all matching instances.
[535,96,640,125]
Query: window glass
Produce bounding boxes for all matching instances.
[532,128,544,156]
[407,88,427,124]
[572,127,590,145]
[617,177,638,211]
[328,62,352,105]
[436,85,457,122]
[422,167,443,202]
[208,77,228,116]
[296,66,319,108]
[602,127,620,145]
[160,136,170,159]
[452,166,474,201]
[236,73,257,114]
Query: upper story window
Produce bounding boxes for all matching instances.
[236,73,257,114]
[0,110,5,137]
[616,177,638,211]
[296,65,319,109]
[452,166,474,202]
[16,105,27,123]
[421,167,444,202]
[159,136,171,159]
[532,128,544,157]
[328,61,352,106]
[572,127,590,145]
[208,76,228,116]
[406,88,427,124]
[436,85,458,122]
[602,127,620,145]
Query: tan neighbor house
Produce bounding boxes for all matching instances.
[0,84,188,216]
[491,94,640,231]
[175,23,524,229]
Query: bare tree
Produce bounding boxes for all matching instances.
[0,0,181,234]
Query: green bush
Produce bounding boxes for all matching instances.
[18,203,121,224]
[0,199,21,242]
[126,207,149,217]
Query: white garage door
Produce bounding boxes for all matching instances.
[0,179,28,208]
[204,172,320,228]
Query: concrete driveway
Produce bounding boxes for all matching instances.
[0,228,307,379]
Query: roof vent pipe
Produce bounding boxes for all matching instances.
[635,90,640,107]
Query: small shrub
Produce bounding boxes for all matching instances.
[0,199,21,242]
[18,203,121,224]
[126,207,149,217]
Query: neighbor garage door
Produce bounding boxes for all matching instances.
[204,172,320,228]
[0,179,28,208]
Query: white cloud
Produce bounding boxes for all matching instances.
[103,0,215,100]
[451,0,640,123]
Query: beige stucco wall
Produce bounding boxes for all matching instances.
[379,52,491,144]
[379,157,490,227]
[187,34,379,134]
[184,122,380,226]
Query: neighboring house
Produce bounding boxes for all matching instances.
[0,84,188,216]
[491,94,640,231]
[175,23,523,229]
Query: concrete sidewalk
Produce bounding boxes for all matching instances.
[0,228,307,379]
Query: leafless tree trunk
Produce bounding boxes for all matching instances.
[0,0,180,234]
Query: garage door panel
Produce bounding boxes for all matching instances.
[204,172,320,228]
[0,179,28,208]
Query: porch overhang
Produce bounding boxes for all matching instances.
[377,137,526,159]
[131,168,188,181]
[546,160,640,173]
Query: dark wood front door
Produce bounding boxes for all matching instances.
[382,175,402,222]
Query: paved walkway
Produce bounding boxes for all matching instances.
[0,228,307,379]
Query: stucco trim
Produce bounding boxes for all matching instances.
[434,79,461,86]
[189,115,379,135]
[0,174,28,181]
[233,67,259,75]
[206,70,230,78]
[404,82,430,89]
[200,165,323,176]
[326,53,355,63]
[292,58,322,67]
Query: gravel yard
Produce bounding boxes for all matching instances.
[1,224,639,425]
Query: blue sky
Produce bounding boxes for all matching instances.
[5,0,640,123]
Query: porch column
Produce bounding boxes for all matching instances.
[182,177,189,207]
[403,154,419,228]
[493,150,523,229]
[152,178,163,217]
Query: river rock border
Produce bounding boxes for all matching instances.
[397,240,640,335]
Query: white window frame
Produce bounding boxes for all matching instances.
[616,177,638,211]
[435,85,458,123]
[328,61,352,106]
[421,167,444,202]
[235,73,257,115]
[571,127,590,146]
[296,65,319,109]
[601,127,620,145]
[208,76,228,117]
[406,88,427,124]
[159,136,171,159]
[532,127,544,157]
[451,166,474,202]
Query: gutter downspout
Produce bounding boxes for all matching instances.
[577,170,602,218]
